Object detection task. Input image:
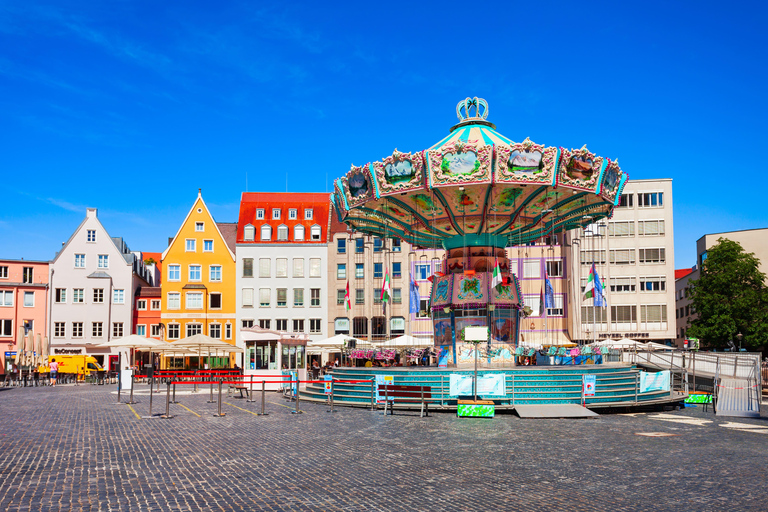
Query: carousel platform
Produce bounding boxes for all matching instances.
[300,364,686,412]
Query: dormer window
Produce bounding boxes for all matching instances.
[277,225,289,241]
[311,225,322,241]
[305,209,313,220]
[294,225,305,240]
[256,209,265,220]
[272,209,281,220]
[261,225,272,241]
[195,222,204,232]
[243,225,255,241]
[288,209,297,220]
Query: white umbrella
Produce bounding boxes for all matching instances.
[172,334,243,370]
[35,334,43,367]
[373,335,433,348]
[25,332,35,367]
[14,326,24,365]
[307,334,366,348]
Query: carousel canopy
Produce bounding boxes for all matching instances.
[332,97,627,249]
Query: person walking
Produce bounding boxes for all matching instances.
[49,359,59,387]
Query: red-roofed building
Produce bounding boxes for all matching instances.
[674,268,694,280]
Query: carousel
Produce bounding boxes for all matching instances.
[332,97,626,368]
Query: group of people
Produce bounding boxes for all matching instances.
[4,359,59,387]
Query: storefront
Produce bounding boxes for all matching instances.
[241,326,308,390]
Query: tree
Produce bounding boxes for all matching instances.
[687,238,768,349]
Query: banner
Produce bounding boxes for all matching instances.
[639,370,670,393]
[583,374,596,396]
[449,373,506,397]
[375,374,394,404]
[324,375,333,395]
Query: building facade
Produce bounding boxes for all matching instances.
[48,208,151,370]
[0,259,49,374]
[160,191,237,361]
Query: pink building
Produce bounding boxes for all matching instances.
[0,259,49,374]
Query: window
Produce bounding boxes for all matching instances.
[261,225,272,241]
[546,260,562,277]
[272,209,281,220]
[72,322,83,338]
[640,304,668,329]
[0,266,6,278]
[87,229,97,242]
[373,237,383,252]
[289,209,297,220]
[293,319,304,332]
[75,254,86,268]
[242,288,254,307]
[524,295,541,317]
[294,288,304,307]
[337,264,346,279]
[581,306,607,324]
[113,322,123,338]
[638,220,665,236]
[188,265,201,281]
[580,250,606,265]
[256,209,265,220]
[610,276,636,293]
[73,289,84,303]
[610,249,636,265]
[418,298,430,318]
[259,319,271,329]
[355,288,365,305]
[355,238,364,253]
[393,288,402,304]
[167,323,180,340]
[195,222,204,232]
[310,225,321,241]
[310,318,321,333]
[293,259,304,278]
[93,288,104,303]
[244,225,255,241]
[243,258,255,278]
[54,322,65,338]
[547,295,564,316]
[168,265,181,281]
[92,322,103,338]
[209,323,221,339]
[353,317,368,338]
[137,324,147,336]
[392,238,401,252]
[310,288,320,307]
[294,225,305,240]
[608,221,635,237]
[611,305,637,329]
[227,322,233,340]
[277,225,288,241]
[23,292,34,307]
[638,192,663,207]
[209,293,222,309]
[259,289,270,307]
[167,292,180,309]
[276,258,288,278]
[0,290,12,306]
[355,263,364,279]
[374,262,383,279]
[203,240,213,252]
[617,193,633,208]
[186,323,202,337]
[151,324,162,337]
[391,317,405,336]
[640,276,666,291]
[523,260,540,278]
[393,262,402,278]
[334,318,350,335]
[186,239,196,252]
[305,209,313,220]
[186,293,203,309]
[337,238,346,253]
[638,248,666,264]
[55,288,67,303]
[258,258,269,278]
[337,289,346,305]
[277,288,287,307]
[151,299,161,310]
[310,258,321,278]
[276,319,288,331]
[209,265,222,281]
[414,264,430,280]
[96,255,108,268]
[137,299,147,310]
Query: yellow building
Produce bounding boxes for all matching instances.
[161,190,238,366]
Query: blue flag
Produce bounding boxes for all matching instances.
[544,271,554,309]
[593,265,606,307]
[409,277,420,314]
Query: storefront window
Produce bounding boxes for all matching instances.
[281,345,305,370]
[248,341,278,370]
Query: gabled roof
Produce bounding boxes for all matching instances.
[237,192,331,244]
[51,208,134,266]
[216,222,238,253]
[161,191,236,262]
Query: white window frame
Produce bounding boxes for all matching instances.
[243,224,255,241]
[277,225,289,241]
[151,299,161,310]
[310,224,321,241]
[23,291,34,307]
[189,264,202,282]
[209,323,222,339]
[168,264,181,281]
[272,209,281,220]
[137,299,147,310]
[259,288,270,307]
[167,323,180,340]
[304,209,313,220]
[293,258,304,278]
[86,229,97,242]
[167,292,181,310]
[186,292,203,310]
[136,324,146,336]
[309,258,321,278]
[113,289,125,304]
[256,209,265,220]
[203,239,214,252]
[54,322,65,338]
[75,254,86,268]
[259,258,270,278]
[209,265,222,282]
[522,260,541,279]
[261,225,272,241]
[294,225,305,240]
[73,288,84,304]
[288,209,297,220]
[195,222,204,232]
[185,239,196,252]
[276,258,288,278]
[98,254,109,268]
[242,288,254,307]
[54,288,67,304]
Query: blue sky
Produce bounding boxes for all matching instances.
[2,1,767,267]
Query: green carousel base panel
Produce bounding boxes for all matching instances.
[457,400,495,418]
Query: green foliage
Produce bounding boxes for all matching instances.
[144,257,156,265]
[687,238,768,349]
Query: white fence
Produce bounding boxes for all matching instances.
[622,350,762,384]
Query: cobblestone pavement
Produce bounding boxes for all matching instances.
[1,383,767,512]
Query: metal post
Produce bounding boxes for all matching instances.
[385,382,389,415]
[634,373,639,404]
[117,353,122,403]
[207,378,215,403]
[193,369,198,393]
[161,381,173,419]
[214,378,226,417]
[247,376,255,403]
[441,375,444,407]
[292,377,302,414]
[512,374,515,407]
[370,378,376,411]
[128,373,136,404]
[328,378,336,413]
[692,351,696,394]
[149,375,154,416]
[259,380,268,416]
[171,374,178,404]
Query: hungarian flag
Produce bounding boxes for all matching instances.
[344,281,351,311]
[381,269,391,303]
[583,263,605,307]
[491,257,503,290]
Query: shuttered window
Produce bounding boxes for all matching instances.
[610,249,635,265]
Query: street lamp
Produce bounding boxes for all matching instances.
[737,332,743,351]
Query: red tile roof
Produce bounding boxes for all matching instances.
[142,252,163,273]
[675,268,694,280]
[216,222,238,253]
[238,192,331,244]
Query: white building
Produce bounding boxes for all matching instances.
[48,208,151,371]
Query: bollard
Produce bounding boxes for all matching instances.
[258,380,269,416]
[161,381,173,419]
[214,378,226,417]
[384,384,389,415]
[292,379,302,414]
[128,373,136,404]
[193,369,198,393]
[208,379,215,403]
[149,375,154,416]
[328,378,336,413]
[117,372,122,404]
[370,379,376,411]
[246,377,255,403]
[170,374,178,404]
[634,373,639,404]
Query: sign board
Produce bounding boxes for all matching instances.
[640,370,670,393]
[449,374,506,397]
[464,326,488,342]
[437,346,449,368]
[375,374,394,404]
[583,375,596,397]
[120,368,133,391]
[324,375,333,395]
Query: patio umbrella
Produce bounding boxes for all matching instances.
[96,334,168,369]
[35,334,43,367]
[14,326,24,365]
[25,332,35,367]
[42,336,49,361]
[171,334,243,370]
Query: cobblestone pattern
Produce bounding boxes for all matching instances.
[1,383,767,511]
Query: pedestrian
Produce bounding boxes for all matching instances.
[334,358,340,367]
[49,359,59,387]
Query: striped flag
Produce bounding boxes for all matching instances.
[583,263,606,307]
[344,281,351,311]
[381,269,391,303]
[490,257,503,290]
